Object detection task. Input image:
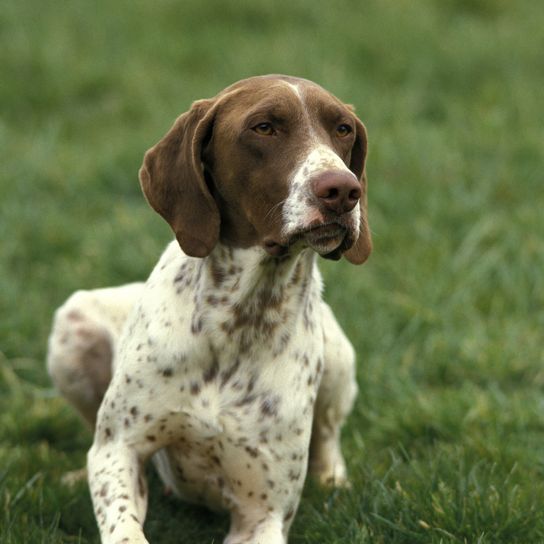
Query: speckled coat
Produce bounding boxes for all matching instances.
[47,75,372,544]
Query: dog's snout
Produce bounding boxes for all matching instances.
[312,170,361,214]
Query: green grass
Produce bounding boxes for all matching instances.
[1,0,543,542]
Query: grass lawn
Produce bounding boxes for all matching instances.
[1,0,543,542]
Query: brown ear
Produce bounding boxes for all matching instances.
[344,117,372,265]
[139,99,220,258]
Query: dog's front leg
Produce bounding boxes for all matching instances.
[309,303,358,487]
[88,430,149,543]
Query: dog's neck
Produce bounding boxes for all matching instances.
[201,243,319,306]
[192,244,321,352]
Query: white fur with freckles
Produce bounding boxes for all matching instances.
[48,240,357,544]
[47,78,361,544]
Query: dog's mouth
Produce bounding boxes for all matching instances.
[263,220,356,260]
[301,223,346,253]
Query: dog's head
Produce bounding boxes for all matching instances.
[139,75,372,264]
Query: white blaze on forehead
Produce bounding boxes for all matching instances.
[284,81,304,102]
[282,81,318,138]
[282,144,358,236]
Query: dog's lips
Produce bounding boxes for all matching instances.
[263,222,352,258]
[301,224,348,256]
[303,223,345,245]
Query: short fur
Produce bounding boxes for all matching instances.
[47,75,371,544]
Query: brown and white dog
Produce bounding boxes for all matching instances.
[47,75,372,544]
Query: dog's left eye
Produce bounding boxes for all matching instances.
[252,122,276,136]
[336,124,353,137]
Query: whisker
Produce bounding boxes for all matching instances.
[264,198,288,222]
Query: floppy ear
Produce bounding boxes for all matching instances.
[344,116,372,265]
[139,99,220,258]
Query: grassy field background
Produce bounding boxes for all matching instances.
[1,0,543,542]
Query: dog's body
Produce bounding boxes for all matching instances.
[47,75,371,544]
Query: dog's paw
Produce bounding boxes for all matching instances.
[310,454,350,488]
[315,467,351,488]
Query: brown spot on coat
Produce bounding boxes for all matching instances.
[203,359,219,383]
[284,508,295,522]
[190,382,201,395]
[245,446,259,458]
[219,359,240,389]
[261,395,280,417]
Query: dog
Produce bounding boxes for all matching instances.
[47,74,372,544]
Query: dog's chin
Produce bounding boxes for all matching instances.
[303,224,347,258]
[262,223,356,260]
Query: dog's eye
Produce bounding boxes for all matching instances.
[336,124,353,137]
[252,122,276,136]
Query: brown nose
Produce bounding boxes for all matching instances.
[312,170,361,214]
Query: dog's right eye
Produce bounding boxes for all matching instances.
[336,124,353,138]
[252,122,276,136]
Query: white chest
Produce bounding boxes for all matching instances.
[104,243,325,512]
